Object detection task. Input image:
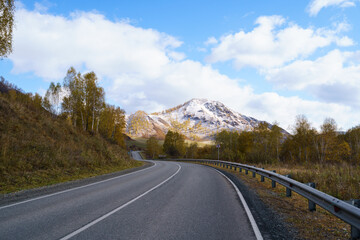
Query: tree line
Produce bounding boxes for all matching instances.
[146,130,198,159]
[43,67,126,147]
[146,115,359,166]
[212,115,357,165]
[1,67,126,148]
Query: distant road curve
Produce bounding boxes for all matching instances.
[0,152,262,240]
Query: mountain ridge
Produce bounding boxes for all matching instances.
[126,98,279,140]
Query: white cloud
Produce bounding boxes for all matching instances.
[108,59,358,131]
[204,36,218,46]
[244,92,357,131]
[168,51,186,61]
[336,36,354,46]
[307,0,357,16]
[206,16,352,70]
[9,7,360,131]
[11,8,182,80]
[265,49,360,106]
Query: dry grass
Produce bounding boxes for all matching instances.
[254,162,360,200]
[210,164,352,240]
[0,93,143,194]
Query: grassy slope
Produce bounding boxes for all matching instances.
[0,94,142,194]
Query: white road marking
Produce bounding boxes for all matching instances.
[215,169,264,240]
[0,161,157,210]
[60,163,182,240]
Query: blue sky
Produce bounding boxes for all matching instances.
[1,0,360,131]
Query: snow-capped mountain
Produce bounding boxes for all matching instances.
[126,98,268,140]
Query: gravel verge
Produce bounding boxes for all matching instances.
[215,167,302,240]
[0,161,153,207]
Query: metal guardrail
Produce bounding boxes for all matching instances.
[177,159,360,239]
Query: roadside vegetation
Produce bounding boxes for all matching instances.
[144,130,199,159]
[147,115,359,200]
[211,164,351,240]
[0,74,142,194]
[204,116,360,200]
[144,117,358,238]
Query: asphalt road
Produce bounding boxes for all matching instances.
[0,152,261,240]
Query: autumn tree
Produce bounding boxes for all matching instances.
[163,130,185,157]
[238,130,253,156]
[83,72,104,132]
[44,82,62,114]
[98,104,125,147]
[215,130,240,161]
[146,137,161,159]
[0,0,14,58]
[315,118,338,163]
[99,104,116,139]
[292,115,316,164]
[62,67,85,129]
[186,142,198,159]
[60,67,126,148]
[315,118,351,163]
[269,122,283,162]
[112,106,126,147]
[344,126,360,164]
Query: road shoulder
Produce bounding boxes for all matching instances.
[211,166,301,240]
[0,161,153,207]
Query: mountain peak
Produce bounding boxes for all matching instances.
[185,98,224,106]
[186,98,209,104]
[127,98,265,140]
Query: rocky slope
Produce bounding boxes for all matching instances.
[126,98,269,140]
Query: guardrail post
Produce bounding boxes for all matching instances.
[230,165,232,170]
[272,170,276,188]
[239,168,242,173]
[307,182,316,211]
[261,168,265,182]
[351,199,360,239]
[245,169,248,175]
[285,174,292,197]
[252,171,256,178]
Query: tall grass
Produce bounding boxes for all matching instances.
[257,162,360,200]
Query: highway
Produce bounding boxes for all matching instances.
[0,152,261,240]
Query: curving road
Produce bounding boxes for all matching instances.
[0,152,261,240]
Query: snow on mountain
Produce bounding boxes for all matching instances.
[126,98,266,140]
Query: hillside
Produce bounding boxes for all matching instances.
[0,82,142,194]
[126,98,280,140]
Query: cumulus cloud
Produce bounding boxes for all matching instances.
[307,0,358,16]
[204,36,218,46]
[244,92,357,131]
[206,16,352,70]
[11,7,182,80]
[107,59,358,131]
[266,49,360,106]
[9,7,360,130]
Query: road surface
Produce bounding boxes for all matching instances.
[0,152,261,240]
